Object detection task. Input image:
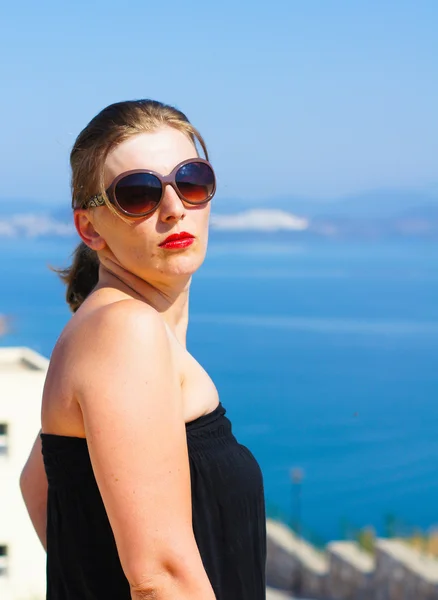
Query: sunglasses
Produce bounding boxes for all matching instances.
[83,158,216,217]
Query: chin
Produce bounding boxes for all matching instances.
[164,251,206,277]
[170,259,205,277]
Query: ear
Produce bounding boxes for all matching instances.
[73,209,107,251]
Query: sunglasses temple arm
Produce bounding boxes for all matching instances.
[85,195,107,209]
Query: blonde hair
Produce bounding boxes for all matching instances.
[58,100,209,312]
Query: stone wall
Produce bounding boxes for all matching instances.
[266,519,438,600]
[326,541,374,600]
[373,539,438,600]
[267,520,328,598]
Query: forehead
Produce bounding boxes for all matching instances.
[104,127,198,183]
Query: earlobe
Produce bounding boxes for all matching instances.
[73,209,106,251]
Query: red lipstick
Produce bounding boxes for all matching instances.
[159,231,195,249]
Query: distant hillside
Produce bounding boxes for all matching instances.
[0,187,437,240]
[1,187,437,219]
[215,189,438,219]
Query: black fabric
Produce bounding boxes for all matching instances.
[41,402,266,599]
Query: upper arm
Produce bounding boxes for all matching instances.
[74,302,198,587]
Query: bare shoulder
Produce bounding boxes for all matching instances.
[64,297,185,455]
[80,298,167,348]
[42,299,177,436]
[71,300,171,387]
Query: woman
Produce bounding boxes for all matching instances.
[20,99,266,600]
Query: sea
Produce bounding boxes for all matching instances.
[1,235,438,544]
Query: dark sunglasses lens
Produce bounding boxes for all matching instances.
[115,173,162,215]
[175,162,215,202]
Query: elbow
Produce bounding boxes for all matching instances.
[129,575,167,600]
[127,562,181,594]
[125,552,204,599]
[128,571,180,600]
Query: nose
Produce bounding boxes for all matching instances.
[158,183,186,223]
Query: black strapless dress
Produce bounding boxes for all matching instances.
[41,402,266,599]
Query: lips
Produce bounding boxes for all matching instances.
[159,232,195,246]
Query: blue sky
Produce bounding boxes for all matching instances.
[1,0,437,203]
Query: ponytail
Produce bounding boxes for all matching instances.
[56,242,99,313]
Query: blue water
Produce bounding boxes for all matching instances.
[2,236,438,543]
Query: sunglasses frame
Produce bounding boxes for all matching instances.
[84,158,216,217]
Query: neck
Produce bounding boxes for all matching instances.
[95,256,191,346]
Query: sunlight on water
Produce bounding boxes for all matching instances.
[1,238,438,541]
[192,313,438,336]
[206,242,308,256]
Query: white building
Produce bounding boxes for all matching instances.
[0,347,47,600]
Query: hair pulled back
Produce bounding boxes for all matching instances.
[58,100,209,312]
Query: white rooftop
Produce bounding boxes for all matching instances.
[0,346,49,373]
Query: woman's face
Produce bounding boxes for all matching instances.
[78,126,212,285]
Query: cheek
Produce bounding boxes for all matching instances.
[196,208,211,252]
[93,207,125,238]
[97,213,152,259]
[128,221,161,259]
[194,203,211,230]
